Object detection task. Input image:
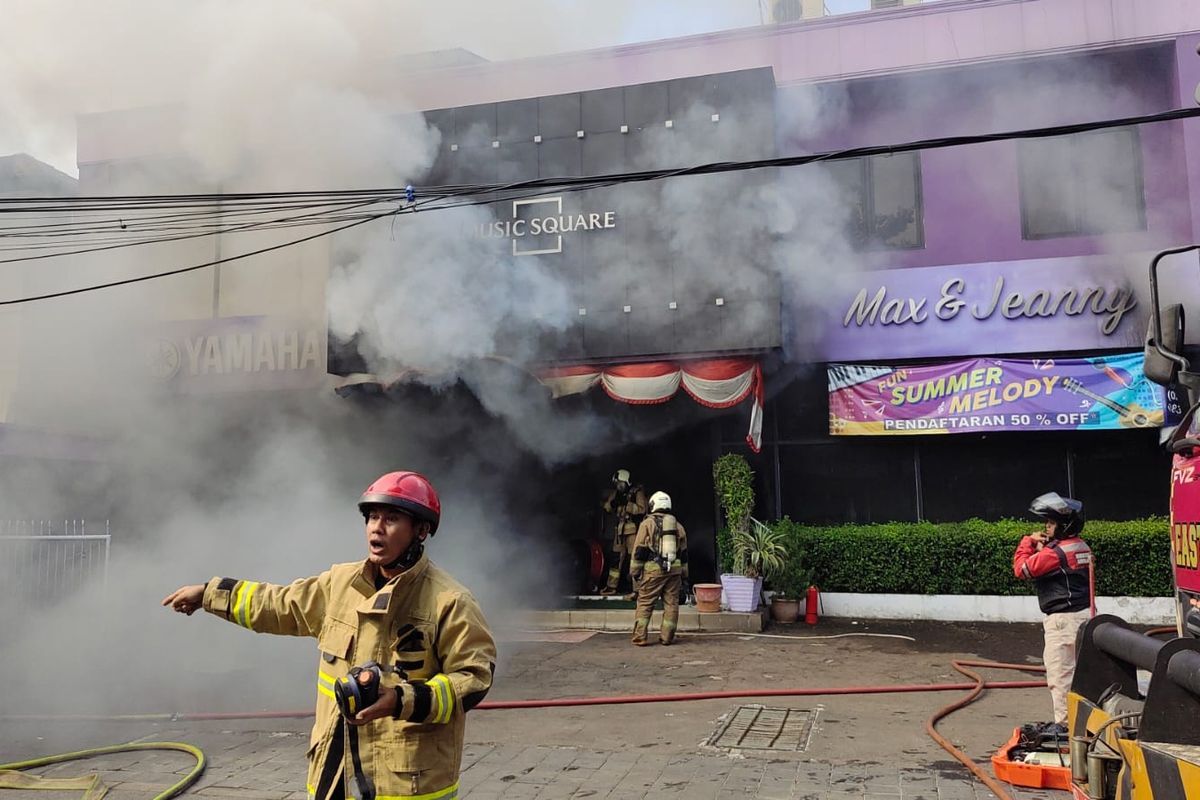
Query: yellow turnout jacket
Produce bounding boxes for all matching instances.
[202,552,495,800]
[630,513,689,578]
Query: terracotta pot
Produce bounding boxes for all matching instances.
[693,583,723,613]
[770,596,801,624]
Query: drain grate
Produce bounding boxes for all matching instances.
[707,705,817,751]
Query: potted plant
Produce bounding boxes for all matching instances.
[723,519,787,612]
[713,454,754,540]
[714,454,758,612]
[769,561,813,624]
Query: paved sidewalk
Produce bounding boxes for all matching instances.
[456,741,1049,800]
[1,622,1063,800]
[4,724,1054,800]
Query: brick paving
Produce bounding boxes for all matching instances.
[1,623,1063,800]
[3,724,1056,800]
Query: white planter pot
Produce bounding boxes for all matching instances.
[720,574,763,613]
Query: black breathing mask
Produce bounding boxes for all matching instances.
[334,662,383,719]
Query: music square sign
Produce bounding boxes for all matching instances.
[472,195,617,257]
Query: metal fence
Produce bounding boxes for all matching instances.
[0,520,110,612]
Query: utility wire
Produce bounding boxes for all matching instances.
[0,213,386,306]
[2,104,1199,305]
[0,195,402,264]
[451,105,1200,195]
[0,177,625,305]
[0,172,624,262]
[6,101,1191,252]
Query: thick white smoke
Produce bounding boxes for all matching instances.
[0,0,895,722]
[0,0,808,721]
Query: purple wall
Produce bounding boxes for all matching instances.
[392,0,1200,113]
[779,43,1195,273]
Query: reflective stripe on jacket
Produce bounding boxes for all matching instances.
[202,552,496,800]
[630,513,689,578]
[1013,534,1092,614]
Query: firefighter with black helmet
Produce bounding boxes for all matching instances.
[1013,491,1093,731]
[629,491,689,646]
[162,471,496,800]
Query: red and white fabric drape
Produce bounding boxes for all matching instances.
[538,358,765,452]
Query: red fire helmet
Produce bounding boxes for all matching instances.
[358,471,441,534]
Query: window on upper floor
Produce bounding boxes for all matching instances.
[1018,127,1146,240]
[824,152,925,250]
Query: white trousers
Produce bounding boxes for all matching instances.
[1043,609,1090,724]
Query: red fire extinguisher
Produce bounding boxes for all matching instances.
[805,585,820,625]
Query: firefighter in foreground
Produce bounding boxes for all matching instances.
[629,491,689,646]
[600,468,647,596]
[162,471,496,800]
[1012,491,1092,732]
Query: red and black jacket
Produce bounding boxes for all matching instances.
[1013,534,1092,614]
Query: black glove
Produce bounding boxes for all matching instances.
[680,580,691,604]
[390,682,410,719]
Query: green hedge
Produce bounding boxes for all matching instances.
[750,518,1172,598]
[716,526,735,575]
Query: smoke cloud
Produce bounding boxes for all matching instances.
[0,0,801,721]
[0,0,1004,721]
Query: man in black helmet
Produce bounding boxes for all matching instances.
[1013,492,1093,730]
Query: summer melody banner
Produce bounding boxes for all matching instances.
[828,352,1163,436]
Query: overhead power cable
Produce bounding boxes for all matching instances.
[1,104,1198,306]
[0,173,624,263]
[0,195,402,264]
[4,102,1197,263]
[0,213,387,306]
[444,105,1200,195]
[0,176,626,306]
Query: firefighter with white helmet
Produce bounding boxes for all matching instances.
[600,468,647,596]
[163,470,496,800]
[629,490,689,645]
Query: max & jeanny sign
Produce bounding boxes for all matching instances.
[843,276,1135,334]
[819,256,1149,362]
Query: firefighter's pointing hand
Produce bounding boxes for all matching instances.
[162,584,206,616]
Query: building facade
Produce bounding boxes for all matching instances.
[70,0,1200,581]
[343,0,1200,555]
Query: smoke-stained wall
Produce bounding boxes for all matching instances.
[329,67,783,372]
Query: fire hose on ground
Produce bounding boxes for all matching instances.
[0,741,206,800]
[0,663,1048,800]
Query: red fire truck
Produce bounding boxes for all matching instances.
[1145,244,1200,639]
